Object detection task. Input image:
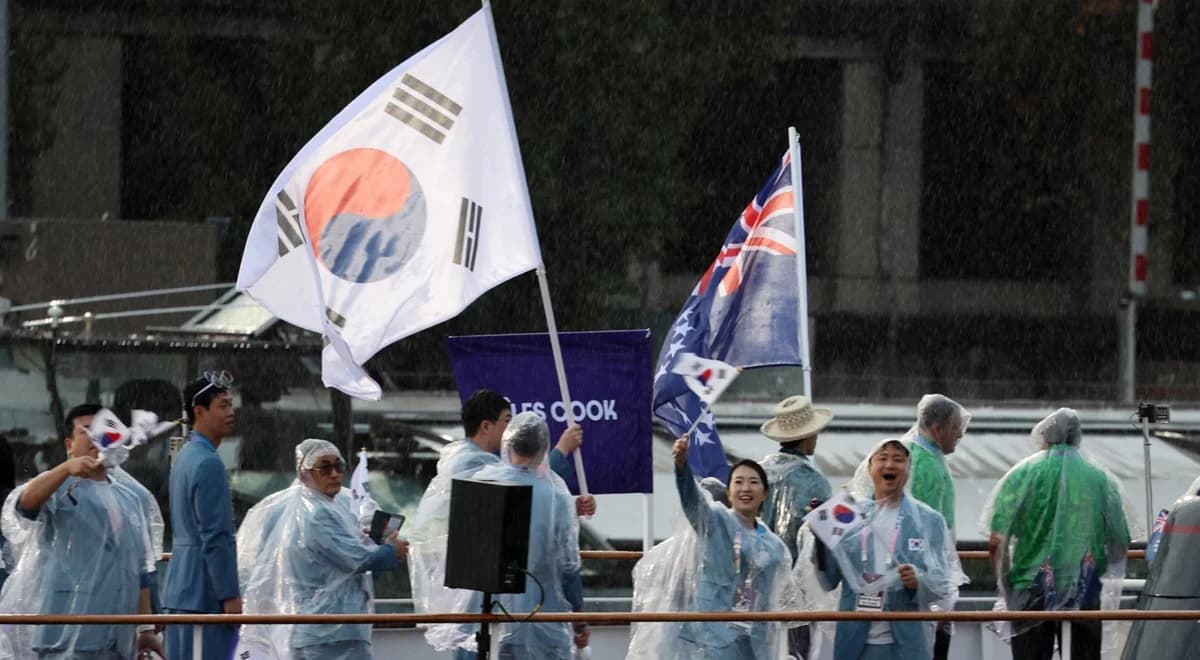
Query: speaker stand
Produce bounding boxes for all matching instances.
[477,591,494,660]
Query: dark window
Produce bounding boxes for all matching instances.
[920,61,1084,281]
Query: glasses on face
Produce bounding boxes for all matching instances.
[191,370,235,408]
[308,459,347,477]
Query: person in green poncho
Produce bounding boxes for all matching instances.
[983,408,1132,660]
[904,394,969,660]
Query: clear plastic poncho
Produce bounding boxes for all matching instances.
[236,439,400,660]
[111,466,166,575]
[627,461,800,660]
[468,413,581,659]
[759,449,832,564]
[0,474,152,659]
[407,435,503,653]
[979,408,1136,651]
[795,438,968,660]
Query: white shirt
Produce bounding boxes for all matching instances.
[866,504,900,645]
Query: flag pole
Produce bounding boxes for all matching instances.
[482,0,589,494]
[536,268,590,495]
[682,411,707,438]
[787,126,813,399]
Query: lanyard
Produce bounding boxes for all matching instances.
[733,527,743,575]
[732,526,761,577]
[861,507,904,568]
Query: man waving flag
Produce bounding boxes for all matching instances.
[652,149,808,479]
[238,6,541,399]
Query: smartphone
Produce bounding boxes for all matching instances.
[369,510,405,544]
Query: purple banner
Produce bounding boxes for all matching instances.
[446,330,653,494]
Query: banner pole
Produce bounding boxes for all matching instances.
[642,493,654,552]
[787,127,813,399]
[536,268,589,495]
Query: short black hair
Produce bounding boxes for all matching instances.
[183,376,230,424]
[64,403,103,438]
[728,458,770,494]
[462,389,510,437]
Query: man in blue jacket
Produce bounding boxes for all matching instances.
[164,372,241,659]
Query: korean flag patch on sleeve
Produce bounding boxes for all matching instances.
[908,538,926,552]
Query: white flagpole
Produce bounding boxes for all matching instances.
[787,127,813,399]
[483,1,589,494]
[536,269,590,494]
[642,492,654,552]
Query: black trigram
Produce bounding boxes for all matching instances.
[326,307,347,330]
[384,73,463,144]
[322,307,348,348]
[276,190,304,257]
[453,198,482,271]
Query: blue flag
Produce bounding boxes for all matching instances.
[652,151,805,479]
[447,330,653,494]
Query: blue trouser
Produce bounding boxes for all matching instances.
[499,643,572,660]
[165,609,237,660]
[858,643,902,660]
[679,634,756,659]
[294,640,372,660]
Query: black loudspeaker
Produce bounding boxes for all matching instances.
[445,478,532,594]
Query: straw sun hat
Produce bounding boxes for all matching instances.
[759,395,833,442]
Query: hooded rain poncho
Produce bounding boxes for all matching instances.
[979,408,1135,651]
[236,439,401,660]
[627,459,799,660]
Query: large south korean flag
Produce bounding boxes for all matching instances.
[238,6,542,399]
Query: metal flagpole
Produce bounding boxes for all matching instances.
[1143,414,1154,537]
[787,127,813,398]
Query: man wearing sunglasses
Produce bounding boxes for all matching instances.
[164,372,241,660]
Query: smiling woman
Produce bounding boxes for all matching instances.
[726,459,769,524]
[626,437,799,660]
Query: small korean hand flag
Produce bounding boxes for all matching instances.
[671,352,739,405]
[805,488,863,549]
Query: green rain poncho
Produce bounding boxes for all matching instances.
[904,394,970,531]
[980,408,1136,647]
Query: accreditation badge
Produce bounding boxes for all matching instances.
[856,593,884,612]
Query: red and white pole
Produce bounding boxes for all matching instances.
[1129,0,1155,296]
[1120,0,1157,404]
